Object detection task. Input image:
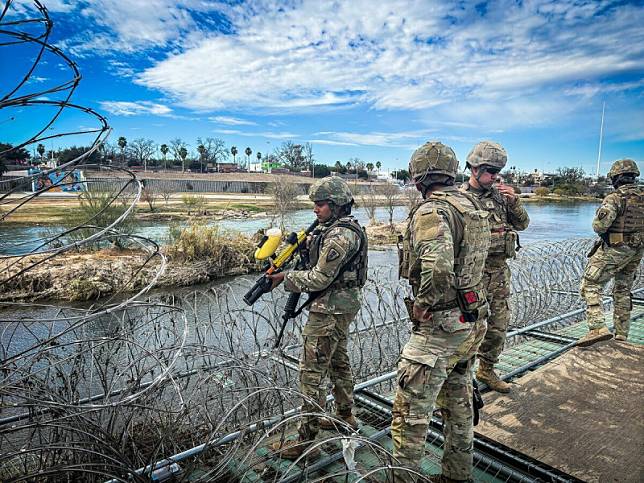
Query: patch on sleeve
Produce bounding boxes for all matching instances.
[415,211,443,241]
[597,210,607,220]
[326,248,341,262]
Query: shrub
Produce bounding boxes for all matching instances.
[166,222,255,272]
[534,187,550,197]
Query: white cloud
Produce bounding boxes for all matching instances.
[210,116,257,126]
[128,0,643,130]
[100,100,173,117]
[316,129,433,148]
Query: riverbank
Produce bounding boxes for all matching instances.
[0,223,402,302]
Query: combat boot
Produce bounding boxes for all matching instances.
[476,361,511,393]
[614,333,628,341]
[576,326,613,347]
[319,412,358,432]
[270,438,320,460]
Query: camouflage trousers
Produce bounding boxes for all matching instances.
[298,310,357,440]
[478,258,511,365]
[580,243,643,336]
[391,308,487,482]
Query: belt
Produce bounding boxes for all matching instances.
[429,299,459,312]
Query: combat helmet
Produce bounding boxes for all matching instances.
[309,176,354,205]
[409,141,459,181]
[607,159,639,178]
[466,141,507,169]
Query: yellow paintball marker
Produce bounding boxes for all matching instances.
[243,220,319,306]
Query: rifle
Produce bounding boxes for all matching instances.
[243,220,319,347]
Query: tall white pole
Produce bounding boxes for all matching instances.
[596,101,605,178]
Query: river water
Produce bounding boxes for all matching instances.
[0,201,599,255]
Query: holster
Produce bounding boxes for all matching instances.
[403,297,419,331]
[587,239,603,258]
[473,379,484,426]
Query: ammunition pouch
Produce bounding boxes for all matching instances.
[504,230,518,258]
[456,288,486,322]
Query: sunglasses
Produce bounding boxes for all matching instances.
[481,166,501,175]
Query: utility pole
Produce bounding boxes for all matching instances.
[595,101,605,179]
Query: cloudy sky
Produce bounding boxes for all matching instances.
[4,0,644,174]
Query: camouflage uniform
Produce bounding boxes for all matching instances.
[392,142,490,482]
[460,184,529,365]
[284,177,367,441]
[580,159,643,341]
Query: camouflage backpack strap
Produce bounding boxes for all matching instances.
[330,217,368,288]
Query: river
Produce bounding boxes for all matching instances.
[0,201,599,255]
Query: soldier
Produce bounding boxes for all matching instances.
[578,159,643,347]
[267,176,368,459]
[391,141,490,483]
[461,141,529,393]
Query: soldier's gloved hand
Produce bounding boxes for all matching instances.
[267,272,285,290]
[412,302,433,323]
[497,183,517,202]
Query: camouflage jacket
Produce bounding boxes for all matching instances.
[461,182,529,260]
[284,217,363,315]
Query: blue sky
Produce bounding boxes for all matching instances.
[3,0,644,174]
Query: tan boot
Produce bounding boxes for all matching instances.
[319,413,358,432]
[576,326,613,347]
[476,362,511,393]
[614,334,627,341]
[270,438,320,460]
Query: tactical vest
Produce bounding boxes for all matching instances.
[608,185,644,236]
[464,183,518,258]
[309,216,368,289]
[399,190,489,305]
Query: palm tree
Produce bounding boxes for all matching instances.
[230,146,238,165]
[160,144,169,170]
[37,143,45,164]
[366,162,374,172]
[118,136,127,166]
[179,146,188,172]
[376,161,382,173]
[255,152,261,171]
[335,160,343,174]
[197,144,206,173]
[244,147,252,170]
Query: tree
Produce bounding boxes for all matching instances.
[275,141,305,172]
[303,142,315,175]
[334,160,346,174]
[380,183,400,228]
[141,187,158,211]
[366,162,374,173]
[376,161,382,172]
[230,146,238,164]
[117,136,127,165]
[361,186,380,225]
[37,143,45,163]
[313,164,331,178]
[196,137,228,172]
[57,146,100,164]
[0,143,31,173]
[160,143,169,170]
[129,138,156,171]
[179,146,188,172]
[244,147,252,170]
[170,138,188,172]
[197,143,206,173]
[268,176,300,231]
[256,151,262,167]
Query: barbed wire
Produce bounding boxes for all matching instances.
[1,2,643,481]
